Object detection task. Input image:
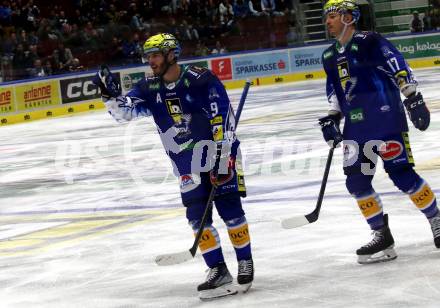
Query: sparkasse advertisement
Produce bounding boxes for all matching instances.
[232,52,289,79]
[289,45,329,72]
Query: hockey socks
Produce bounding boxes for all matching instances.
[354,190,384,230]
[225,216,254,291]
[225,216,252,261]
[190,221,225,268]
[407,179,438,219]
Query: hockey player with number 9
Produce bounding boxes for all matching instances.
[319,0,440,264]
[92,33,254,300]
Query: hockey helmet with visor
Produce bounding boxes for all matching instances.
[142,33,181,64]
[323,0,360,23]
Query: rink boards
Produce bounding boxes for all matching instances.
[1,31,440,126]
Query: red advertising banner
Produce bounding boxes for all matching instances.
[211,58,232,80]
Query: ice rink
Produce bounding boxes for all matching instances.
[1,68,440,307]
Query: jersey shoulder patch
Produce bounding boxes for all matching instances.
[353,31,377,44]
[184,65,209,79]
[322,47,335,60]
[145,76,161,91]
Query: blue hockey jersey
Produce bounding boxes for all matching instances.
[104,65,239,178]
[322,31,417,143]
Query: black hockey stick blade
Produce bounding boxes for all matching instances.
[281,146,335,229]
[281,208,319,228]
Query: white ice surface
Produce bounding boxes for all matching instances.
[1,68,440,307]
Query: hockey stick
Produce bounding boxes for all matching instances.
[281,145,335,229]
[155,80,251,266]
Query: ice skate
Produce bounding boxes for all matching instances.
[356,214,397,264]
[198,263,237,301]
[237,258,254,293]
[429,212,440,248]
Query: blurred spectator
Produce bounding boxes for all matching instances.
[17,29,30,49]
[128,2,143,31]
[410,11,423,32]
[423,10,433,31]
[25,43,39,68]
[108,36,125,66]
[261,0,284,16]
[205,1,218,21]
[52,42,74,72]
[44,59,53,76]
[234,0,249,19]
[194,40,209,57]
[23,0,40,31]
[28,58,46,77]
[211,40,228,54]
[248,0,266,16]
[73,9,88,27]
[276,0,293,16]
[167,17,179,37]
[219,1,234,25]
[122,32,143,64]
[0,1,13,34]
[68,58,84,72]
[12,43,27,79]
[55,10,69,31]
[286,26,300,46]
[179,19,199,41]
[1,31,17,57]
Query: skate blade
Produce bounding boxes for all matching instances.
[237,282,252,293]
[199,283,238,301]
[357,247,397,264]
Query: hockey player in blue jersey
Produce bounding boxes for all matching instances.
[92,33,254,299]
[319,0,440,264]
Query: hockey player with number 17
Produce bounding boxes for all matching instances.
[318,0,440,264]
[92,33,254,300]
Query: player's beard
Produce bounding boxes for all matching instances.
[151,61,168,77]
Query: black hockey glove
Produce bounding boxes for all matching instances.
[403,92,430,131]
[318,114,343,148]
[92,65,121,100]
[210,141,235,187]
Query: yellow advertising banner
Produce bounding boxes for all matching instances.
[0,86,15,113]
[15,80,60,111]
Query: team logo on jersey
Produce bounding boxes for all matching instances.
[381,46,394,58]
[378,141,403,161]
[149,82,160,90]
[337,61,350,91]
[349,108,364,123]
[166,98,183,123]
[323,50,334,60]
[351,44,359,52]
[179,174,200,193]
[165,82,176,90]
[184,78,190,88]
[345,77,358,104]
[209,87,220,100]
[173,114,192,138]
[343,141,359,168]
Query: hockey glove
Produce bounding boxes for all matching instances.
[210,141,235,187]
[318,114,343,148]
[403,92,430,131]
[92,65,122,100]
